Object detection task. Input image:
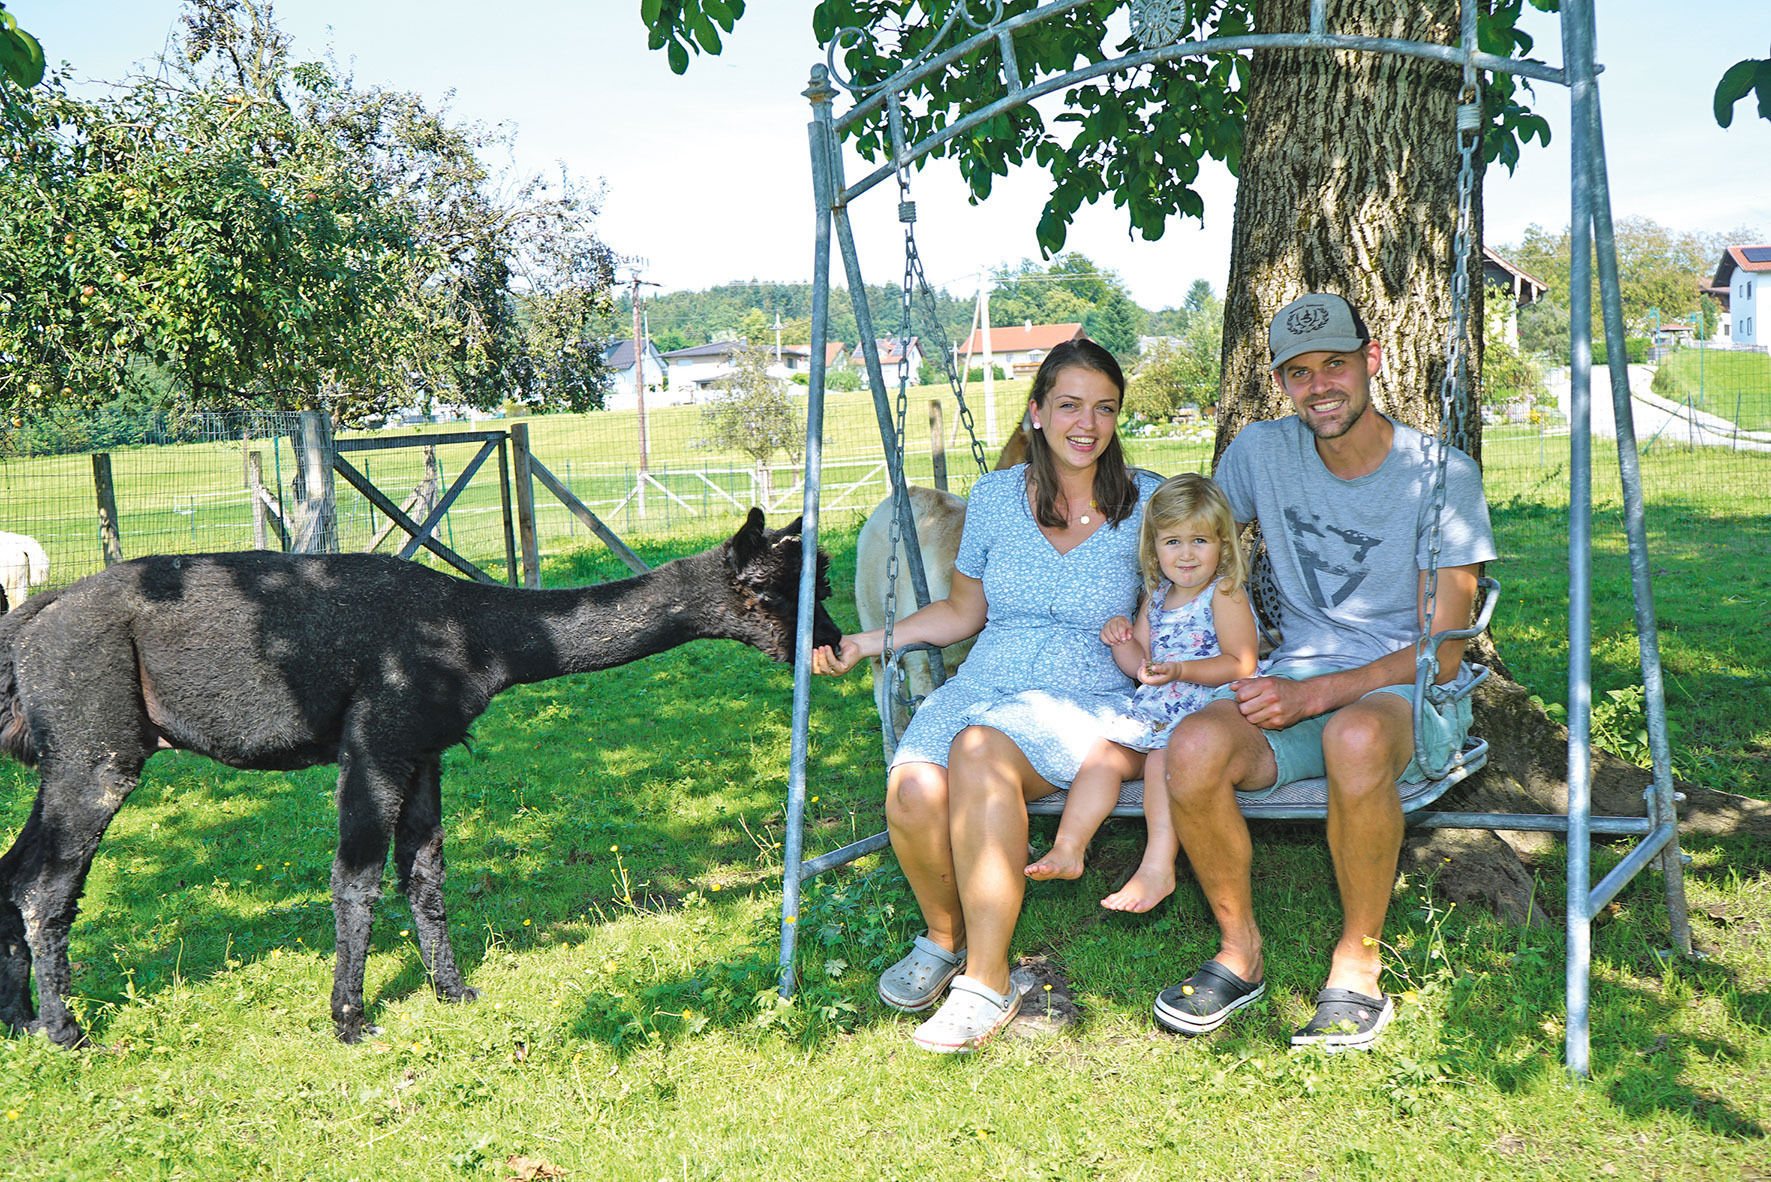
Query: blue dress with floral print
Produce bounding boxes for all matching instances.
[888,464,1161,787]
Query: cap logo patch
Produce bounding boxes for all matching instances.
[1287,306,1330,335]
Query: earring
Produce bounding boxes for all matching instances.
[1032,419,1041,429]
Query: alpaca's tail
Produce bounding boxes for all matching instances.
[0,606,40,767]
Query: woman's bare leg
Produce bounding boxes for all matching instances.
[946,726,1056,995]
[885,761,965,954]
[1026,740,1142,881]
[1101,748,1179,913]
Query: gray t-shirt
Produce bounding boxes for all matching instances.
[1215,415,1496,676]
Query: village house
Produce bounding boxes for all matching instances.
[959,321,1087,377]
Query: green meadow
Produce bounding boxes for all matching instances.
[0,393,1767,1179]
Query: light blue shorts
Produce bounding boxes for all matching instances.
[1205,668,1474,789]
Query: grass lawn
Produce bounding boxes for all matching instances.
[1650,349,1771,431]
[3,515,1768,1180]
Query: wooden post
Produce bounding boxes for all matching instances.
[291,411,338,554]
[510,422,541,589]
[91,453,124,566]
[928,399,948,492]
[248,450,269,550]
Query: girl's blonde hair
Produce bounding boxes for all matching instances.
[1138,473,1248,595]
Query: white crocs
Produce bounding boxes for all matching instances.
[878,935,967,1013]
[910,974,1022,1054]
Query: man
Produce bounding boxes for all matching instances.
[1153,292,1495,1051]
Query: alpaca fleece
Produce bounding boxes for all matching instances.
[0,509,838,1047]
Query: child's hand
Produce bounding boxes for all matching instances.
[1138,659,1180,686]
[1100,616,1135,646]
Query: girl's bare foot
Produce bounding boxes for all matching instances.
[1025,840,1087,881]
[1101,864,1175,913]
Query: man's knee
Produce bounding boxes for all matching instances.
[1164,706,1246,806]
[1322,701,1412,791]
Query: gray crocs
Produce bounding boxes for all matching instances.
[878,935,967,1013]
[910,974,1022,1053]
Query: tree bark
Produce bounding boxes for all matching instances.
[1214,0,1765,916]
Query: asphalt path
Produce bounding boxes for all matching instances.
[1550,363,1771,454]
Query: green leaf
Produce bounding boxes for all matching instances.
[640,0,664,26]
[1713,58,1759,128]
[667,38,690,74]
[1757,60,1771,122]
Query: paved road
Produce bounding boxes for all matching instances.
[1551,364,1771,454]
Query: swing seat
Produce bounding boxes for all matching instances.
[880,579,1500,825]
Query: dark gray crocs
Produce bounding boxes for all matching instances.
[1153,960,1265,1035]
[1289,988,1394,1052]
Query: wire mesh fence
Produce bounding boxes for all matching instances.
[1,355,1766,604]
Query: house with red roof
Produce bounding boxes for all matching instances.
[959,321,1088,377]
[1710,244,1771,348]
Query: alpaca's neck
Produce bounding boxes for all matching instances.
[478,557,714,692]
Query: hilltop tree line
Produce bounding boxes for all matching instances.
[616,253,1218,364]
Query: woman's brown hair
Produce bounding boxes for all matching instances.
[1023,339,1138,528]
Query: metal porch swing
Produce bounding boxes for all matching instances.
[774,0,1693,1077]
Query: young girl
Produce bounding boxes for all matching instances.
[1025,473,1260,913]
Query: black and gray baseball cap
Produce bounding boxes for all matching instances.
[1268,293,1371,370]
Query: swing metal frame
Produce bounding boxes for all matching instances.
[776,0,1692,1078]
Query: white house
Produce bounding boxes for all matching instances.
[848,336,925,377]
[777,341,849,376]
[1482,246,1549,346]
[1712,244,1771,348]
[660,340,746,394]
[600,339,669,412]
[959,321,1087,377]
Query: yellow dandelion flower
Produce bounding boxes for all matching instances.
[399,929,410,938]
[523,918,532,926]
[1362,936,1377,946]
[1181,984,1194,996]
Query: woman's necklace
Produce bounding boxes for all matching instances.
[1077,498,1099,526]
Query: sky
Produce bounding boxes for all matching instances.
[12,1,1771,312]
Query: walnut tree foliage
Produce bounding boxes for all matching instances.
[640,0,1556,257]
[0,0,618,436]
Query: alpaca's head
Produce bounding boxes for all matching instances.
[721,508,841,662]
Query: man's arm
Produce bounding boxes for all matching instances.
[1231,564,1481,731]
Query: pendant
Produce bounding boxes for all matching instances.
[1079,513,1091,525]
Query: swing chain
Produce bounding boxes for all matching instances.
[881,164,919,670]
[1415,81,1482,752]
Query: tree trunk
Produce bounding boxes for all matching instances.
[1214,0,1764,917]
[1218,0,1480,460]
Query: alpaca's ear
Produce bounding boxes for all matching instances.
[729,507,769,570]
[779,516,804,538]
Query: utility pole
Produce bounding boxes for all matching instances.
[626,263,661,514]
[775,312,784,364]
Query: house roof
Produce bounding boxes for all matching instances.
[601,339,658,368]
[662,339,745,360]
[1482,247,1549,306]
[1714,244,1771,287]
[960,322,1086,355]
[780,342,848,364]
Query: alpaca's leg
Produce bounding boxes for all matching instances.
[0,840,35,1032]
[3,756,142,1046]
[329,751,403,1044]
[393,757,474,1005]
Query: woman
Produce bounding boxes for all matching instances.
[813,338,1159,1052]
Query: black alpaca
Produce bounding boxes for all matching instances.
[0,509,838,1047]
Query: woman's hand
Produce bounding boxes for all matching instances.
[811,638,868,676]
[1100,615,1135,646]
